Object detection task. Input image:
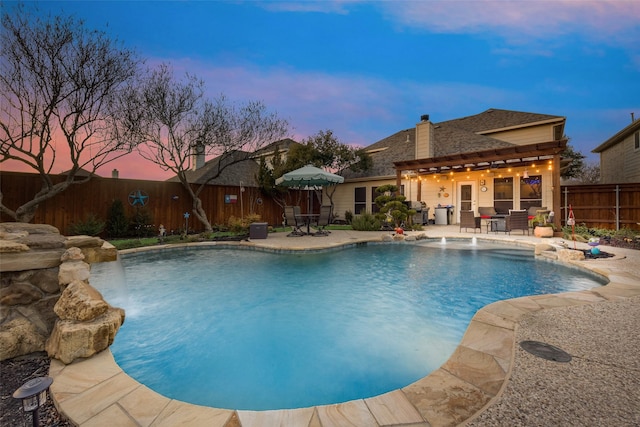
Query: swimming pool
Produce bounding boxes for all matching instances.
[90,241,606,410]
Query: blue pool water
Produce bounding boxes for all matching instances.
[91,241,606,410]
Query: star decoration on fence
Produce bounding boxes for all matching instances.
[128,190,149,206]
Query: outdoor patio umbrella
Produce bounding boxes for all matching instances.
[275,164,344,217]
[275,164,344,188]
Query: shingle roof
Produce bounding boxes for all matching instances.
[592,119,640,153]
[166,151,260,186]
[438,108,564,133]
[432,124,513,157]
[170,138,301,185]
[252,138,300,157]
[342,109,546,179]
[341,129,415,179]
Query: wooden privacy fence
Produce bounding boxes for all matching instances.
[560,183,640,231]
[3,172,638,234]
[0,172,287,236]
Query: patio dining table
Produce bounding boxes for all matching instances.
[296,213,319,235]
[487,214,508,233]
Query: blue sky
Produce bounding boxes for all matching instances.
[7,0,640,180]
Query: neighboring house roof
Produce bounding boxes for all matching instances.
[59,167,99,178]
[592,119,640,153]
[252,138,300,158]
[166,150,259,186]
[172,138,300,186]
[342,108,557,179]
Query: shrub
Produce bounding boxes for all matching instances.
[351,211,381,231]
[227,214,262,233]
[344,210,353,225]
[68,213,105,236]
[106,199,130,238]
[130,208,154,238]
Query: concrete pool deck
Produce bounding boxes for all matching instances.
[49,226,640,426]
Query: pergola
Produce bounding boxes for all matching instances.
[393,139,568,227]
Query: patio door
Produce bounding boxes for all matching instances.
[457,181,476,220]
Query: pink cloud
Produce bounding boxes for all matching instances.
[381,1,640,48]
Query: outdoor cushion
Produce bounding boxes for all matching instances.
[478,206,497,218]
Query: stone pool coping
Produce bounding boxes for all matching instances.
[49,229,640,426]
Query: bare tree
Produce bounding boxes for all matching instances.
[113,64,289,232]
[576,161,601,184]
[0,4,140,222]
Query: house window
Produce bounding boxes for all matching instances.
[635,131,639,150]
[370,187,379,213]
[493,177,513,213]
[520,175,542,211]
[553,125,563,141]
[354,187,367,214]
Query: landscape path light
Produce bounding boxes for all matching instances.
[12,376,53,427]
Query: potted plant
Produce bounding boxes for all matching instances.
[532,212,555,238]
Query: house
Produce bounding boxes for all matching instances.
[591,115,640,184]
[332,109,567,226]
[169,138,300,186]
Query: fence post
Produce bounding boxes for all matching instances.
[616,185,620,231]
[563,186,569,225]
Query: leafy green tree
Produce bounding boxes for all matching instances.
[561,143,586,179]
[280,130,371,211]
[256,145,290,208]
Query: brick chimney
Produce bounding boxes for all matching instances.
[415,114,434,159]
[192,142,205,171]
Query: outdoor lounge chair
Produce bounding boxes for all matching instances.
[313,205,332,236]
[505,210,530,235]
[459,210,481,233]
[284,206,304,236]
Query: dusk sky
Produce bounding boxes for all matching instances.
[5,0,640,180]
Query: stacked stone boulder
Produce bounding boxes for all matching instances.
[46,247,125,364]
[0,223,122,364]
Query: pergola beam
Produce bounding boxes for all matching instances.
[394,140,567,174]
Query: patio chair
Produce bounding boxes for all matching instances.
[284,206,304,237]
[459,210,481,233]
[505,210,530,235]
[313,205,332,236]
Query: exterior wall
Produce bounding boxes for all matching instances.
[333,167,555,224]
[599,131,640,183]
[486,123,558,145]
[332,178,397,220]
